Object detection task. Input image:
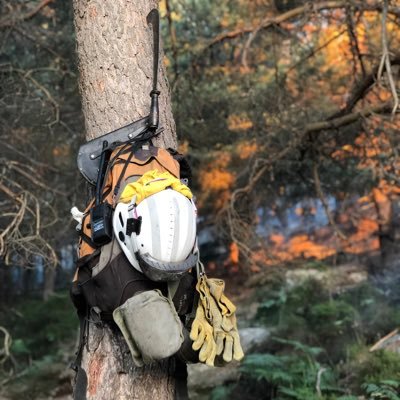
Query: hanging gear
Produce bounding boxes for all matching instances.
[77,145,181,259]
[90,140,113,246]
[205,278,244,362]
[190,299,218,366]
[189,262,244,366]
[113,289,184,366]
[113,183,198,282]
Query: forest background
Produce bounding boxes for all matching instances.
[0,0,400,399]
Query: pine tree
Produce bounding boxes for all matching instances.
[72,1,179,398]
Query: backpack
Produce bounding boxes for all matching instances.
[71,141,196,319]
[77,143,190,259]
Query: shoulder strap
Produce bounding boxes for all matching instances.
[99,143,132,203]
[70,312,88,400]
[112,147,136,203]
[167,148,192,185]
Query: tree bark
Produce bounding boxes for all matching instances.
[372,188,397,269]
[43,265,56,301]
[73,0,176,149]
[0,261,13,305]
[72,1,178,398]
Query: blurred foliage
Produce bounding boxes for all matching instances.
[5,293,77,358]
[0,0,84,272]
[0,292,77,399]
[241,343,339,400]
[214,271,400,400]
[160,0,400,267]
[362,381,400,400]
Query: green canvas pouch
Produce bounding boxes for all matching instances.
[113,289,184,366]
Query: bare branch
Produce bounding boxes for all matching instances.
[206,1,400,49]
[377,0,399,114]
[8,162,65,196]
[22,72,60,127]
[306,102,394,133]
[330,54,400,119]
[0,326,12,365]
[225,100,396,261]
[2,142,60,173]
[0,0,53,29]
[369,328,399,352]
[0,177,58,267]
[345,5,366,77]
[284,29,347,77]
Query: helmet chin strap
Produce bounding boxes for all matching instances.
[128,195,137,210]
[167,281,180,303]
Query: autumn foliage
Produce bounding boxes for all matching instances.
[163,0,400,273]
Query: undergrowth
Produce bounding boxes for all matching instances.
[212,271,400,400]
[0,291,77,400]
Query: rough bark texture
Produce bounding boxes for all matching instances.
[82,324,175,400]
[43,266,56,301]
[72,1,178,398]
[73,0,177,149]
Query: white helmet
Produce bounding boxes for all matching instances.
[113,189,198,281]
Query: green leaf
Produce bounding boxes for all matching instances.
[11,338,30,355]
[260,299,279,309]
[380,380,400,388]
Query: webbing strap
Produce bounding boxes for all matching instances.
[73,366,87,400]
[98,142,131,203]
[167,280,180,304]
[80,230,99,249]
[112,147,136,203]
[71,313,88,400]
[175,356,189,400]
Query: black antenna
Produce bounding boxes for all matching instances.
[146,9,160,130]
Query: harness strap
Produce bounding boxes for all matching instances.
[113,147,136,203]
[79,230,100,249]
[70,312,88,400]
[174,356,189,400]
[99,142,132,198]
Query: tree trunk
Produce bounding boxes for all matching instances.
[43,265,56,301]
[0,262,13,305]
[72,1,179,398]
[372,187,397,269]
[72,0,176,149]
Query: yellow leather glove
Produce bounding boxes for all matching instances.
[198,278,225,338]
[207,278,236,316]
[196,275,245,364]
[197,276,213,321]
[189,302,217,366]
[214,314,244,362]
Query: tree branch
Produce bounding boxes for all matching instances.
[226,101,395,257]
[0,0,53,29]
[377,0,399,115]
[0,326,12,365]
[306,102,394,133]
[206,1,400,49]
[329,53,400,119]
